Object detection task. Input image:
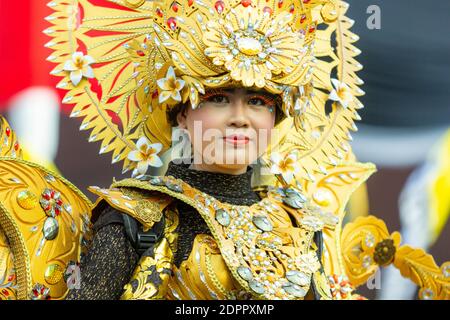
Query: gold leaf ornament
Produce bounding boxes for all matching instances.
[341,216,400,287]
[341,216,450,300]
[394,246,450,300]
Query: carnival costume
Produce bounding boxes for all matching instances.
[0,0,449,300]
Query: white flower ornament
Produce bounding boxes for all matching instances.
[127,137,163,177]
[63,52,95,86]
[270,152,300,184]
[157,66,186,104]
[328,78,353,109]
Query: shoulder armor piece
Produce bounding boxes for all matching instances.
[0,157,92,300]
[88,184,174,230]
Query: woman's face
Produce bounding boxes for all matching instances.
[177,88,277,174]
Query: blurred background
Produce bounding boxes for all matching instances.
[0,0,448,300]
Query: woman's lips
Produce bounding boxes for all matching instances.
[223,135,250,145]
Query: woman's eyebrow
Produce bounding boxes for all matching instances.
[220,88,275,97]
[230,89,269,95]
[245,90,276,98]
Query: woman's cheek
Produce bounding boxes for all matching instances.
[253,113,275,155]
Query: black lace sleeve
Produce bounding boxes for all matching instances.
[66,204,139,300]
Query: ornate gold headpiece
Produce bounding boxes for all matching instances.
[46,0,363,184]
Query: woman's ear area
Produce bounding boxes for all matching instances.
[176,107,188,129]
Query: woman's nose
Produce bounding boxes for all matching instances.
[227,99,250,128]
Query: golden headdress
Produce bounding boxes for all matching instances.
[46,0,363,184]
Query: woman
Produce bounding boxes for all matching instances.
[46,0,366,300]
[67,85,326,299]
[56,0,349,300]
[3,0,446,301]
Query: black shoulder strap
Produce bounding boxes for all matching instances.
[93,202,124,231]
[93,200,166,256]
[122,214,166,256]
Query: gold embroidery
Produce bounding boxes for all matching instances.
[121,238,173,300]
[88,186,173,230]
[135,200,163,224]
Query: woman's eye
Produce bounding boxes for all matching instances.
[248,97,267,106]
[208,94,229,104]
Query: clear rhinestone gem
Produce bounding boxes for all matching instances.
[362,255,373,269]
[443,265,450,278]
[286,270,310,286]
[282,188,306,209]
[149,177,165,186]
[365,233,375,248]
[283,283,307,298]
[64,204,73,214]
[252,215,273,232]
[165,181,183,193]
[42,217,59,240]
[44,174,56,182]
[420,288,434,300]
[215,209,231,227]
[249,280,265,294]
[237,266,253,281]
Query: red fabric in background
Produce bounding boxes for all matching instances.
[0,1,60,108]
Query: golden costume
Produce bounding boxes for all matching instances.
[0,0,449,300]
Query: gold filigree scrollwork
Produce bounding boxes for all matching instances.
[121,238,173,300]
[341,216,450,300]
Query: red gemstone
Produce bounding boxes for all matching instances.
[136,50,145,57]
[5,127,11,137]
[277,0,283,8]
[303,0,311,3]
[152,90,159,99]
[50,190,55,198]
[309,25,316,33]
[188,0,194,6]
[167,17,177,30]
[263,6,272,15]
[7,274,15,282]
[172,3,179,12]
[215,1,225,13]
[2,289,9,296]
[289,4,294,13]
[156,8,163,18]
[14,142,19,151]
[241,0,251,7]
[55,208,61,216]
[300,14,307,24]
[56,199,63,206]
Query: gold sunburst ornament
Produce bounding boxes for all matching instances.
[203,5,306,88]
